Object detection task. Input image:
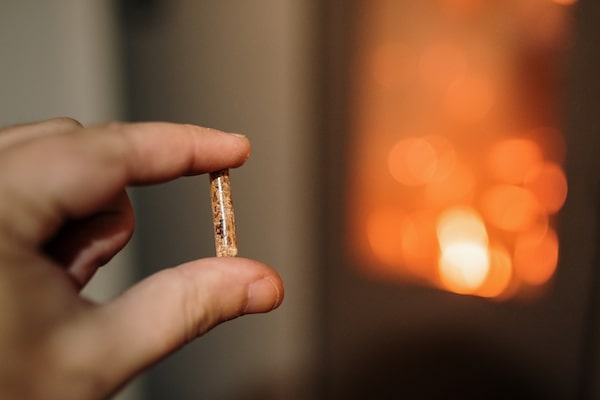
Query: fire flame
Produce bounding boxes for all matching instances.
[347,0,572,299]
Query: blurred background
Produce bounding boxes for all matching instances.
[1,0,599,399]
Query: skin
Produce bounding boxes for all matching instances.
[0,118,284,399]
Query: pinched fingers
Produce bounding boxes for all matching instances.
[0,122,250,249]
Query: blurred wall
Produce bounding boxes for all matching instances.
[0,2,140,400]
[120,1,321,399]
[0,2,122,124]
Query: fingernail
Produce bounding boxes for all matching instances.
[230,132,247,139]
[245,278,281,313]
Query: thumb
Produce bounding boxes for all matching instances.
[72,258,283,396]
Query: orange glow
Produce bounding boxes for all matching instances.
[425,161,476,206]
[425,135,457,182]
[388,135,457,187]
[488,139,543,184]
[553,0,577,7]
[401,211,439,278]
[347,0,570,299]
[477,245,513,298]
[524,162,568,214]
[436,207,491,294]
[437,206,488,247]
[481,185,542,232]
[419,41,468,92]
[530,126,566,164]
[514,228,559,285]
[445,74,495,124]
[437,0,484,13]
[439,242,490,294]
[517,1,573,49]
[371,42,415,90]
[388,137,437,186]
[521,215,551,246]
[366,208,405,266]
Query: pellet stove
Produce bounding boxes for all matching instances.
[319,1,600,399]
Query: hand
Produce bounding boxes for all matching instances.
[0,118,283,400]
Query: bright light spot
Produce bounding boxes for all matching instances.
[437,207,491,294]
[437,206,488,248]
[524,162,568,214]
[439,241,490,294]
[477,245,513,298]
[445,74,495,124]
[514,228,559,285]
[488,139,543,184]
[481,185,542,232]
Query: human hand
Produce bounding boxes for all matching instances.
[0,118,283,399]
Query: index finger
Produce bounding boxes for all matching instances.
[0,122,250,247]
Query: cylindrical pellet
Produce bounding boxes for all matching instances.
[209,169,238,257]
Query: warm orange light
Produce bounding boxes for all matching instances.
[437,207,491,294]
[480,185,542,232]
[388,135,457,188]
[517,1,573,48]
[425,135,457,182]
[514,228,559,285]
[524,162,568,214]
[445,74,495,124]
[347,0,570,299]
[425,161,476,206]
[437,206,488,248]
[439,242,490,294]
[419,41,468,92]
[366,208,405,267]
[530,126,566,164]
[388,137,437,186]
[476,245,513,298]
[401,211,439,278]
[553,0,577,6]
[488,139,543,184]
[371,42,415,90]
[437,0,484,13]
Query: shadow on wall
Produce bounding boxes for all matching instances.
[335,331,558,400]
